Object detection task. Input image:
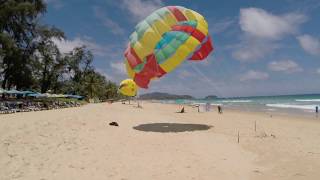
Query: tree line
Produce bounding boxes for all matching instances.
[0,0,121,100]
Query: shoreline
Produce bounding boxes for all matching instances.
[144,99,320,120]
[2,99,318,121]
[143,100,319,120]
[219,106,320,121]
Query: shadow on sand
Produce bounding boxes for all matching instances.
[133,123,212,133]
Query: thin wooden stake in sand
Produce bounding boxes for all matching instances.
[255,121,257,132]
[238,131,240,143]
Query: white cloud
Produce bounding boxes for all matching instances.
[268,60,303,73]
[111,62,126,74]
[120,0,164,21]
[240,8,306,39]
[231,39,279,62]
[93,6,125,35]
[317,68,320,74]
[52,37,84,54]
[240,70,269,81]
[297,34,320,56]
[52,37,113,57]
[232,8,306,62]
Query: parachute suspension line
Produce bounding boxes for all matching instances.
[191,64,254,113]
[196,66,258,144]
[190,64,224,98]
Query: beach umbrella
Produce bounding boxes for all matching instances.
[27,93,46,98]
[57,94,67,98]
[122,6,214,89]
[21,90,35,95]
[42,93,52,97]
[5,89,24,95]
[50,94,65,98]
[0,88,5,94]
[50,94,64,98]
[50,94,58,98]
[50,94,59,98]
[73,95,83,99]
[66,95,83,99]
[26,93,40,97]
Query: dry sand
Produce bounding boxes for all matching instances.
[1,102,320,180]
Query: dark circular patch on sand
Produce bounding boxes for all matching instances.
[133,123,212,133]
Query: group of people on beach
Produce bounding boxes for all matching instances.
[192,103,222,114]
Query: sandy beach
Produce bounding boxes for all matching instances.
[1,102,320,180]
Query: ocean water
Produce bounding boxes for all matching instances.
[160,94,320,116]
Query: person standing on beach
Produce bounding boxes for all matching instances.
[206,102,210,112]
[217,105,222,114]
[316,106,319,114]
[179,106,185,113]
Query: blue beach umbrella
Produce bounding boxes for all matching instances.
[66,95,84,99]
[5,89,24,95]
[26,92,46,98]
[21,90,35,95]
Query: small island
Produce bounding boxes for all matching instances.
[203,95,218,100]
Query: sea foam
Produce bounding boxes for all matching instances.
[266,104,318,110]
[295,99,320,102]
[220,100,252,103]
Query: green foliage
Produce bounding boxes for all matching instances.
[0,0,46,89]
[33,25,65,93]
[0,0,122,101]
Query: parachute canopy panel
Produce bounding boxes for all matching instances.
[125,6,214,88]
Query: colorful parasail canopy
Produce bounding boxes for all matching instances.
[124,6,214,89]
[119,79,138,97]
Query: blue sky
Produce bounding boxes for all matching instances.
[43,0,320,98]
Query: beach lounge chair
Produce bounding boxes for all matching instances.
[0,102,10,114]
[177,107,185,113]
[27,102,40,111]
[5,102,19,113]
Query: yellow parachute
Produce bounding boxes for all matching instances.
[118,79,138,97]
